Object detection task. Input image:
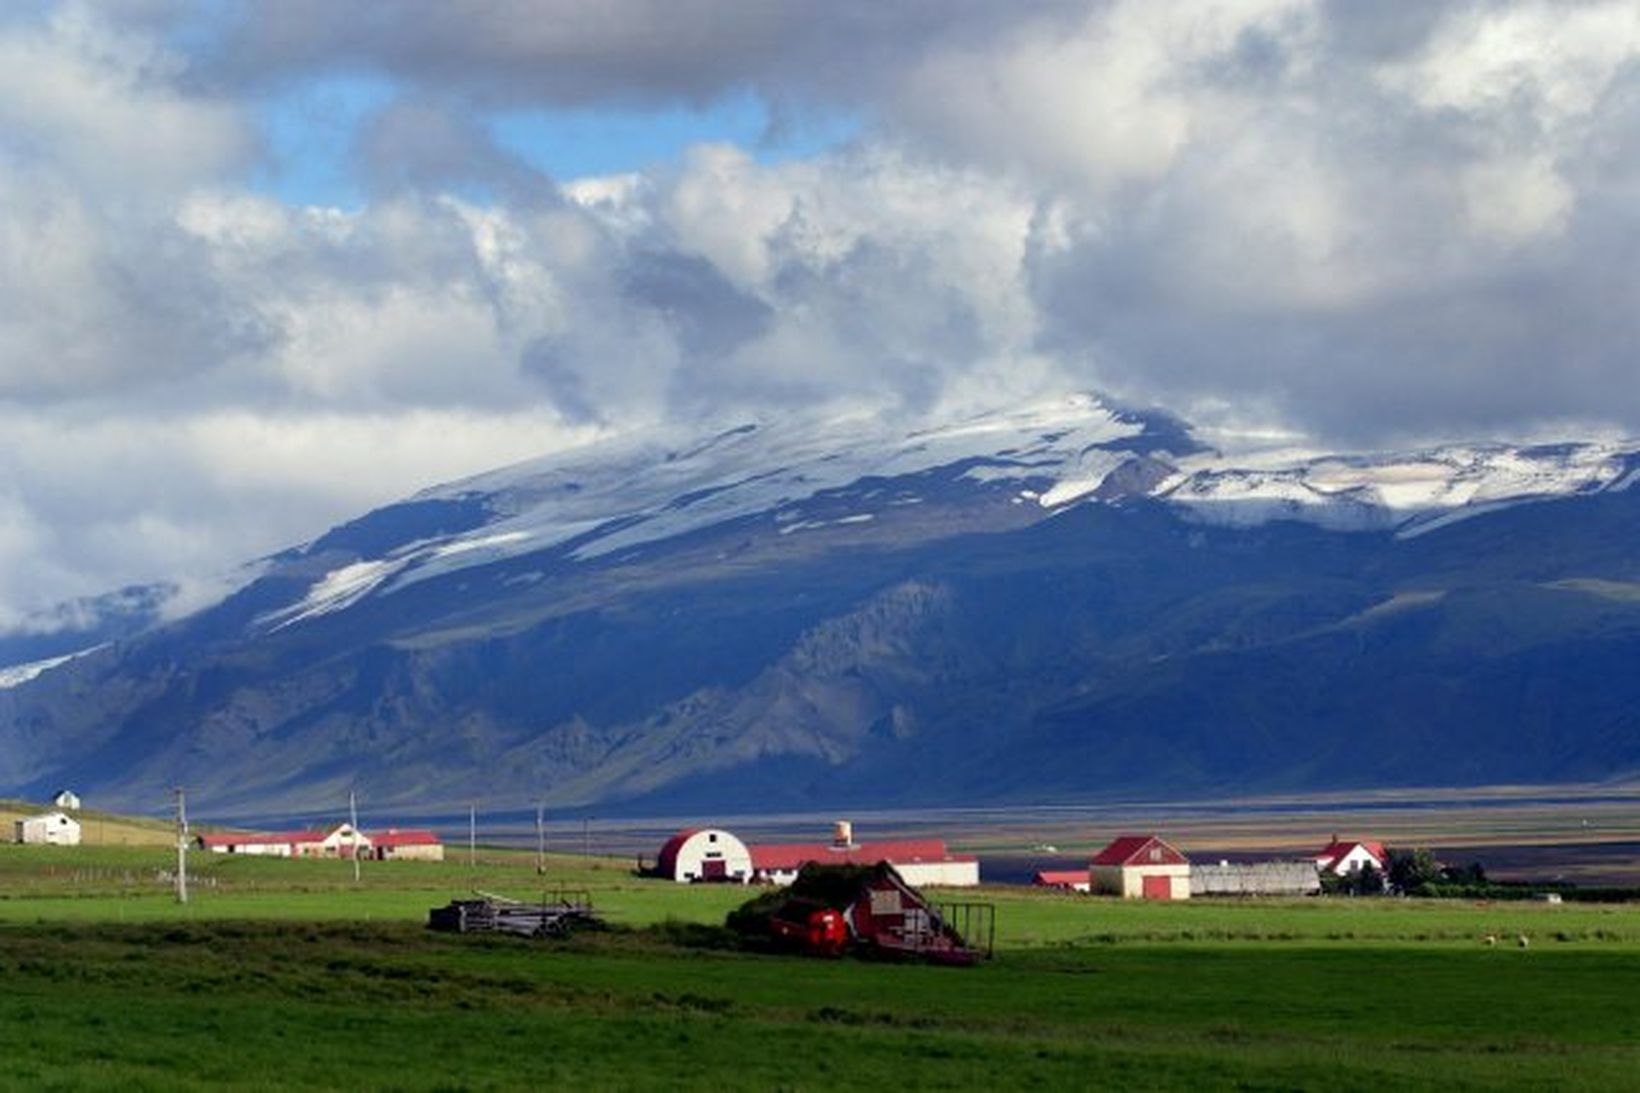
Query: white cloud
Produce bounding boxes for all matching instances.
[4,1,1640,620]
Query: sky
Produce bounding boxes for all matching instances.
[2,0,1639,629]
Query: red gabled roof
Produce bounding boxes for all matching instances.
[1091,834,1189,867]
[369,828,440,847]
[749,838,974,872]
[1033,870,1089,887]
[198,830,324,849]
[1315,840,1386,869]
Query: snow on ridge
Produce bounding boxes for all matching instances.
[1164,439,1637,533]
[270,394,1640,623]
[0,645,106,689]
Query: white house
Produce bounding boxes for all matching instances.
[655,827,754,883]
[51,789,81,811]
[319,823,371,859]
[1314,838,1387,876]
[15,811,82,846]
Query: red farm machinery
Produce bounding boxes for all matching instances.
[728,862,993,966]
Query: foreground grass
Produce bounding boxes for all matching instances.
[4,843,1638,1089]
[4,844,1638,946]
[1,920,1637,1091]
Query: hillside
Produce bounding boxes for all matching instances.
[1,394,1638,818]
[1,799,177,846]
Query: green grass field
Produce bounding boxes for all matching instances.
[2,842,1638,1090]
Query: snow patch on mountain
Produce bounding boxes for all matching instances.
[263,393,1640,627]
[274,394,1151,612]
[0,645,104,689]
[1161,441,1633,534]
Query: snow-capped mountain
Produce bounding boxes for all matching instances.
[4,393,1639,816]
[265,394,1637,629]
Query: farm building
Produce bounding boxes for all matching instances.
[319,823,371,858]
[749,821,980,888]
[1090,834,1191,899]
[1190,861,1321,897]
[655,827,754,883]
[15,811,81,846]
[51,789,80,811]
[368,829,444,861]
[1033,869,1091,892]
[197,831,325,856]
[1315,838,1387,876]
[198,824,441,860]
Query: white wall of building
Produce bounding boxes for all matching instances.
[668,829,753,882]
[1091,863,1191,899]
[895,860,981,888]
[15,812,82,846]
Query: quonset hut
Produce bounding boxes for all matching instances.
[655,827,755,883]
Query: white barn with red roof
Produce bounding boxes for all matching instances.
[655,827,754,883]
[369,829,444,861]
[197,830,325,857]
[1090,834,1191,899]
[748,821,979,888]
[1315,838,1387,876]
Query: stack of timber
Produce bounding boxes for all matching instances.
[428,890,601,937]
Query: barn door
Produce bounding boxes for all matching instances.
[1141,874,1173,900]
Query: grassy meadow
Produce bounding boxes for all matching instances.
[2,840,1638,1090]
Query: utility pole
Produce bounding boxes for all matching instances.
[349,789,361,884]
[173,786,188,905]
[535,801,545,875]
[468,804,476,869]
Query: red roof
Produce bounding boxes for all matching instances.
[198,830,323,849]
[656,828,704,875]
[1033,870,1089,887]
[1091,834,1189,867]
[749,838,975,872]
[368,828,440,847]
[1315,840,1386,869]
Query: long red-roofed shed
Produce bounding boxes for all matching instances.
[749,836,979,887]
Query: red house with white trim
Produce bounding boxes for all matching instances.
[1090,834,1191,899]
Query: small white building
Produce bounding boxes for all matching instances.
[1090,834,1191,899]
[51,789,81,811]
[656,827,755,883]
[15,811,82,846]
[1314,838,1387,876]
[319,823,371,859]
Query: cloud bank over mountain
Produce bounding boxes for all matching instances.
[2,0,1639,622]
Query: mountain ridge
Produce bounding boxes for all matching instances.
[3,393,1638,817]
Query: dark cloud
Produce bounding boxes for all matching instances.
[192,1,1069,105]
